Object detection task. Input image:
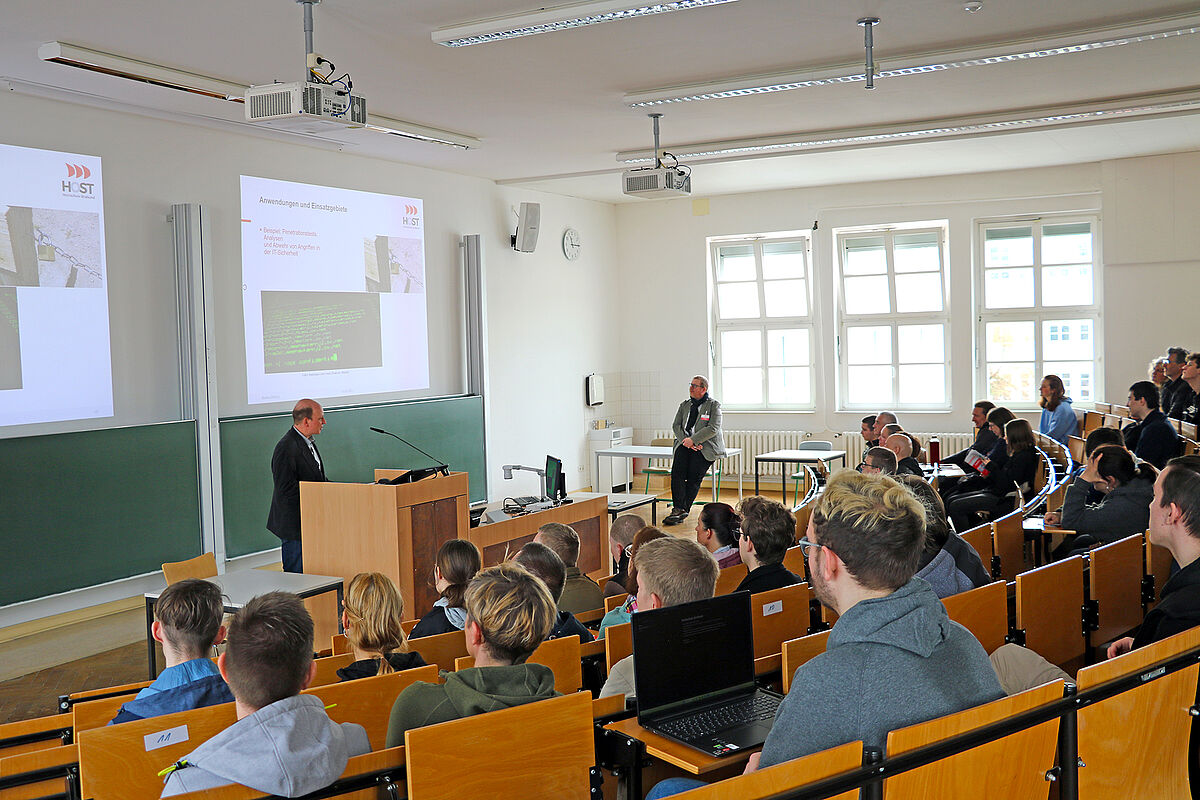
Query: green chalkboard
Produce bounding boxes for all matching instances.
[0,421,202,606]
[219,395,487,558]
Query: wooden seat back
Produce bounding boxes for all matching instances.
[671,740,861,800]
[1111,404,1130,418]
[781,544,806,576]
[884,680,1063,799]
[304,664,438,749]
[1015,556,1085,671]
[310,653,356,687]
[942,581,1008,654]
[714,563,748,596]
[77,663,437,800]
[792,504,813,542]
[402,619,419,635]
[1094,402,1111,415]
[992,510,1025,582]
[0,713,72,760]
[958,523,994,576]
[750,583,812,661]
[576,605,605,626]
[780,630,830,693]
[1066,435,1085,464]
[331,633,350,655]
[78,701,237,800]
[1145,537,1174,611]
[1088,534,1144,647]
[404,691,594,800]
[408,629,469,672]
[170,746,408,800]
[604,593,627,612]
[453,636,582,694]
[1081,410,1103,435]
[0,742,80,800]
[63,678,152,709]
[161,553,218,584]
[1075,627,1200,799]
[605,622,632,672]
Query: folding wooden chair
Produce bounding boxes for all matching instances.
[407,629,469,672]
[404,692,594,800]
[942,581,1009,655]
[672,740,861,800]
[1087,534,1144,652]
[1014,556,1086,672]
[884,681,1063,799]
[958,523,997,579]
[780,630,830,693]
[1076,627,1200,799]
[1144,536,1174,612]
[605,622,632,673]
[750,583,812,676]
[161,552,218,584]
[713,563,748,596]
[992,510,1027,582]
[454,635,582,694]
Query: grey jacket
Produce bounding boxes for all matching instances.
[1059,475,1154,544]
[760,578,1004,767]
[160,694,370,797]
[671,396,727,461]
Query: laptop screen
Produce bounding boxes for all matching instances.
[633,591,757,719]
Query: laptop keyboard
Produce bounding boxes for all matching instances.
[657,694,779,740]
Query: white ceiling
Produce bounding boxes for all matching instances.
[2,0,1199,202]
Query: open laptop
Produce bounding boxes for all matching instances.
[632,591,783,757]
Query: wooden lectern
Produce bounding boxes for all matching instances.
[300,471,469,644]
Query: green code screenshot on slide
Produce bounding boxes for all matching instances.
[240,175,429,405]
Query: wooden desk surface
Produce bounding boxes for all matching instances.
[604,717,757,774]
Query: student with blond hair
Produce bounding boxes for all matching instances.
[385,563,559,746]
[337,573,427,681]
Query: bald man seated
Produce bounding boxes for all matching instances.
[885,433,924,478]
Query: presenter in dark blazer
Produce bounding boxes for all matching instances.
[663,376,726,526]
[267,399,328,573]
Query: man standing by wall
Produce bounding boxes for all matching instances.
[267,399,328,573]
[663,376,726,526]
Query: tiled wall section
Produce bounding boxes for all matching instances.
[592,371,666,443]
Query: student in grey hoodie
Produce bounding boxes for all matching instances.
[647,472,1006,799]
[161,592,369,798]
[385,562,559,747]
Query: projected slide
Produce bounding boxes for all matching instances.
[241,176,429,405]
[0,143,112,427]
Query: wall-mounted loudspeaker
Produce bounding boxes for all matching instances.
[511,202,540,252]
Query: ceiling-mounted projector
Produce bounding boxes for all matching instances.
[245,80,367,133]
[623,113,692,199]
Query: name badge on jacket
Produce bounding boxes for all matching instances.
[700,414,710,422]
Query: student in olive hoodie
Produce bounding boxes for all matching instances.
[161,592,369,798]
[385,563,559,747]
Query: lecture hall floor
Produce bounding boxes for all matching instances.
[0,486,778,725]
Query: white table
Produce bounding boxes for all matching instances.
[592,445,744,503]
[144,570,344,680]
[754,449,848,497]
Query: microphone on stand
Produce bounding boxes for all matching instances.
[370,427,450,484]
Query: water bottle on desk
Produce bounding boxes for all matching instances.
[929,436,941,466]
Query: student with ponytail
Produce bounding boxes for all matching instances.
[409,540,481,639]
[695,502,743,568]
[337,573,426,681]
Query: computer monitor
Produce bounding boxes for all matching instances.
[545,454,564,500]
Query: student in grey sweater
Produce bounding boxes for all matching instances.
[161,593,369,798]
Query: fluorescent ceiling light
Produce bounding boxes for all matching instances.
[38,41,478,149]
[38,41,245,101]
[615,92,1200,163]
[623,12,1200,106]
[433,0,737,47]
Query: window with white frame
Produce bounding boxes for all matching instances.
[977,218,1101,406]
[835,225,950,410]
[709,236,814,410]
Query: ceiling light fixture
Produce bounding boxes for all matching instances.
[37,41,479,149]
[623,13,1200,106]
[615,92,1200,163]
[432,0,738,47]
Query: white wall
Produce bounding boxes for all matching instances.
[0,89,620,495]
[613,152,1199,441]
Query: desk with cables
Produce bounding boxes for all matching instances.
[465,494,609,580]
